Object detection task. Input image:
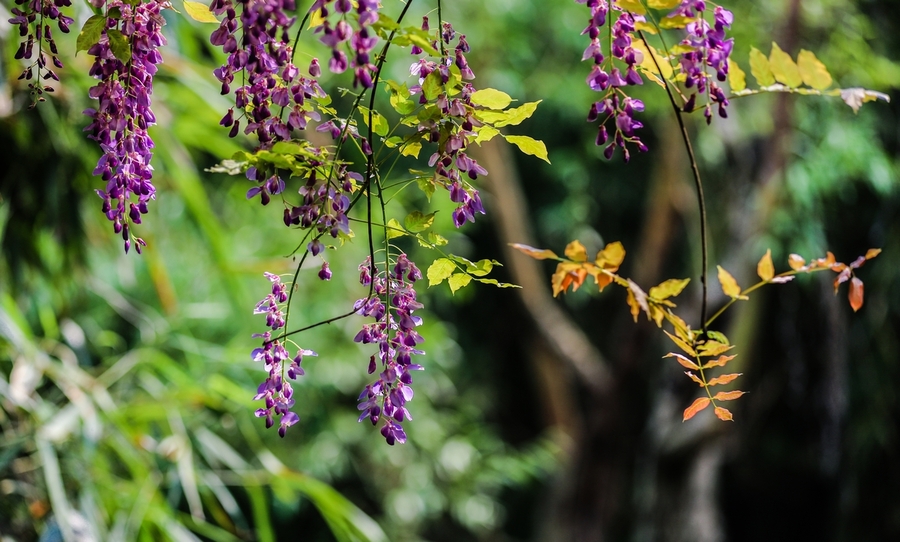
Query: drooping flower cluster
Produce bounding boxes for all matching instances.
[251,272,315,437]
[8,0,73,104]
[84,0,169,253]
[409,21,487,228]
[354,255,424,445]
[577,0,648,161]
[210,0,326,145]
[311,0,381,87]
[670,1,734,121]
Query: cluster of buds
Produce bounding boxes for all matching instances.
[354,255,425,445]
[8,0,73,104]
[310,0,381,87]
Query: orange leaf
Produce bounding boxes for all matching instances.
[717,265,748,299]
[685,371,705,387]
[510,243,558,260]
[848,277,864,312]
[564,240,588,262]
[683,397,711,421]
[551,262,587,297]
[713,390,746,401]
[714,406,734,421]
[594,272,614,292]
[865,248,882,260]
[788,253,806,271]
[757,249,774,282]
[707,373,742,386]
[701,354,736,369]
[665,352,700,370]
[596,241,626,270]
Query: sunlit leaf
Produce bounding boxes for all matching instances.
[404,211,435,233]
[717,266,747,299]
[849,277,864,312]
[184,0,219,23]
[683,397,710,421]
[473,126,500,145]
[707,373,741,386]
[427,258,455,287]
[649,278,690,300]
[470,88,513,110]
[448,273,472,293]
[757,249,774,282]
[427,232,448,247]
[552,263,588,297]
[633,40,673,82]
[728,59,746,92]
[476,101,541,127]
[647,0,682,8]
[76,15,107,54]
[701,354,736,369]
[385,218,405,239]
[685,371,705,386]
[422,71,442,101]
[769,42,802,88]
[596,241,626,269]
[788,253,806,271]
[796,49,832,90]
[307,7,326,28]
[659,15,694,29]
[706,330,730,345]
[714,407,733,421]
[564,240,588,262]
[475,278,520,288]
[504,135,550,164]
[749,47,775,86]
[664,330,696,357]
[666,312,692,343]
[664,352,699,370]
[615,0,646,15]
[698,340,733,357]
[510,243,558,260]
[865,248,882,260]
[633,21,657,34]
[400,141,422,158]
[713,390,745,401]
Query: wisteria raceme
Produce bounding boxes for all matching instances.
[84,0,169,253]
[8,0,73,104]
[409,22,487,228]
[251,272,313,437]
[310,0,381,87]
[354,255,424,445]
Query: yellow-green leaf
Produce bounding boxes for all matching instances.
[448,273,472,293]
[184,0,219,23]
[698,340,733,357]
[649,278,690,300]
[717,265,747,299]
[728,59,746,92]
[658,15,694,29]
[749,47,775,86]
[404,211,435,233]
[664,330,697,357]
[633,40,673,82]
[473,126,500,145]
[633,21,657,34]
[399,141,422,158]
[796,49,832,90]
[427,258,455,287]
[386,218,406,239]
[504,135,550,164]
[615,0,646,15]
[769,42,803,88]
[308,7,326,28]
[564,240,588,262]
[757,249,774,282]
[470,88,513,110]
[647,0,682,8]
[76,15,107,54]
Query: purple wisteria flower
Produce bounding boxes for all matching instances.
[310,0,380,87]
[354,254,425,445]
[84,0,170,253]
[251,272,315,437]
[8,0,73,104]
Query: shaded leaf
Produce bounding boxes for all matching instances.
[713,390,745,401]
[510,243,558,260]
[564,240,588,262]
[714,407,734,421]
[749,47,775,86]
[649,278,690,300]
[664,352,699,370]
[683,397,710,421]
[788,253,806,271]
[76,15,107,54]
[427,258,455,287]
[504,135,550,163]
[470,88,513,110]
[448,273,472,293]
[769,42,802,88]
[849,277,864,312]
[404,211,435,233]
[757,249,774,281]
[107,29,132,64]
[728,59,746,92]
[707,373,741,386]
[840,88,891,114]
[796,49,832,90]
[717,266,747,299]
[184,0,219,23]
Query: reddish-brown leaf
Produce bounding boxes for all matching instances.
[865,248,882,260]
[849,277,864,312]
[683,397,711,421]
[701,354,736,369]
[714,406,734,421]
[757,249,774,282]
[510,243,558,260]
[685,371,705,387]
[707,373,742,386]
[665,352,700,370]
[788,253,806,271]
[713,390,746,401]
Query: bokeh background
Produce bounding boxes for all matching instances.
[1,0,898,540]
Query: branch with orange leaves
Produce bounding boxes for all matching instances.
[511,240,881,422]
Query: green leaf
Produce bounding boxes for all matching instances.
[107,29,132,63]
[183,0,219,23]
[427,258,456,287]
[503,135,550,163]
[768,42,802,88]
[405,32,440,56]
[448,273,472,293]
[416,176,435,201]
[749,47,775,86]
[427,232,448,246]
[422,71,442,101]
[358,107,389,137]
[386,218,406,239]
[728,59,746,92]
[404,211,435,233]
[76,15,107,55]
[400,141,422,158]
[470,88,513,110]
[386,81,416,115]
[796,49,832,90]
